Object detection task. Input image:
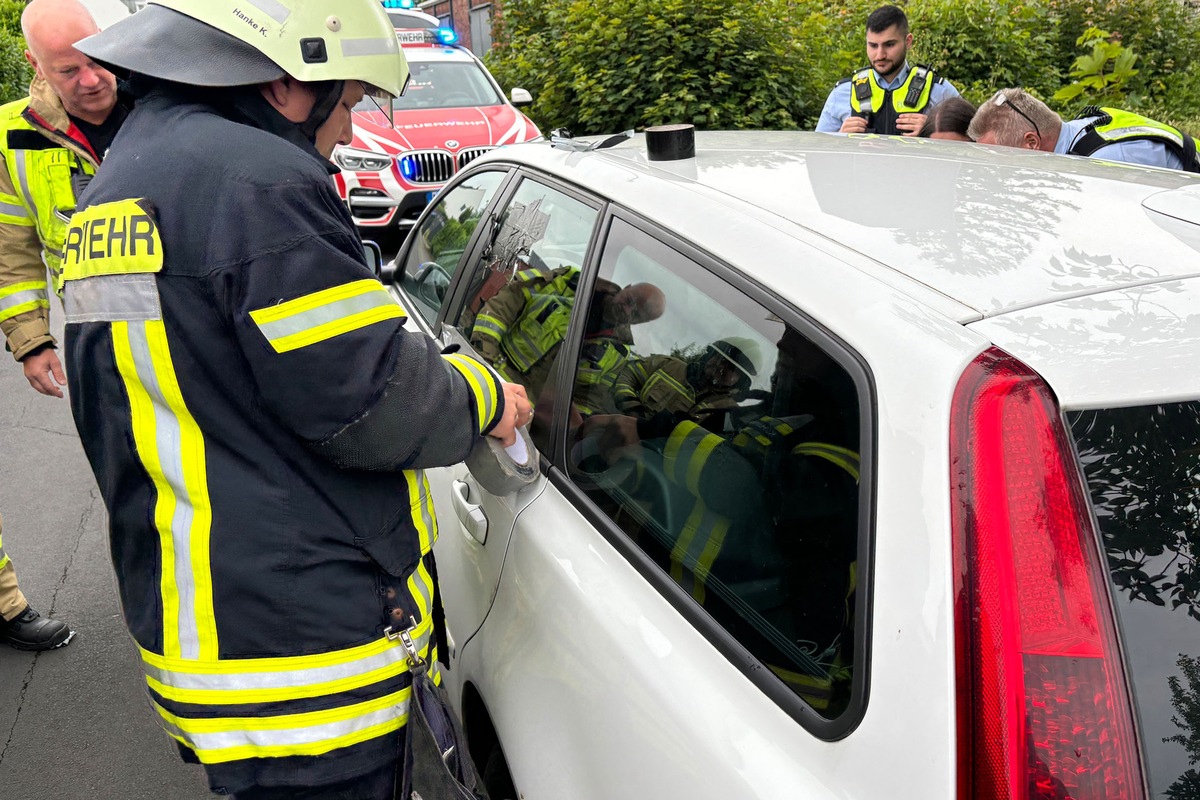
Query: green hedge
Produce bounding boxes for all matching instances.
[0,0,31,105]
[489,0,1200,136]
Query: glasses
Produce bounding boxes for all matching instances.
[992,91,1040,138]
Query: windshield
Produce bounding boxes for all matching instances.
[355,61,503,113]
[387,11,436,28]
[1068,400,1200,799]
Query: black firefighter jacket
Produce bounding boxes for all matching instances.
[61,85,504,794]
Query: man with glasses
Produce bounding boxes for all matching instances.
[815,4,961,136]
[968,88,1200,172]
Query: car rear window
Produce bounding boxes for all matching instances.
[1068,401,1200,798]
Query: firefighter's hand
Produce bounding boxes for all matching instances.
[896,113,927,136]
[579,414,642,463]
[839,116,869,134]
[22,347,66,398]
[488,382,533,447]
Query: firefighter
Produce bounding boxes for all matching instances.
[0,0,124,397]
[968,88,1200,172]
[614,337,761,424]
[470,265,664,412]
[61,1,530,797]
[815,5,961,136]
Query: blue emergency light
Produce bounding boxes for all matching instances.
[381,0,416,8]
[435,27,458,45]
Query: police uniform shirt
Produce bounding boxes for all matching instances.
[814,62,961,133]
[1056,116,1185,171]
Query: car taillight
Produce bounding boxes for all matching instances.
[950,347,1144,800]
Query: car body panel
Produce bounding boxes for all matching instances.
[969,276,1200,409]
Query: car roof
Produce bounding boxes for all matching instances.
[487,131,1200,321]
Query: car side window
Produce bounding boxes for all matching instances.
[454,177,600,453]
[567,218,863,720]
[401,170,507,325]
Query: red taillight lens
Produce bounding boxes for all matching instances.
[951,347,1144,800]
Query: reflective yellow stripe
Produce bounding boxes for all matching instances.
[156,687,410,764]
[793,443,861,482]
[62,199,164,280]
[405,470,437,555]
[0,280,49,322]
[685,430,723,496]
[249,279,405,354]
[141,621,435,704]
[112,320,217,660]
[443,353,498,433]
[473,315,506,341]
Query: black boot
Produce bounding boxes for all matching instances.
[1,604,75,651]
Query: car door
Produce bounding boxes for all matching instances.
[406,170,605,656]
[459,209,874,798]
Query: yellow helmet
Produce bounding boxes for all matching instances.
[77,0,408,101]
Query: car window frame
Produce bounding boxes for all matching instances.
[391,165,518,335]
[540,205,878,741]
[427,166,609,468]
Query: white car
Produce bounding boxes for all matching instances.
[384,131,1200,799]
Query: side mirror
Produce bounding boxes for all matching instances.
[362,240,384,278]
[510,87,533,108]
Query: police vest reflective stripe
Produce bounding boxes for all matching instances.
[848,65,937,118]
[0,100,98,293]
[1069,106,1200,173]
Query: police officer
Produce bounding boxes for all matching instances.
[968,88,1200,172]
[0,0,124,397]
[815,5,961,136]
[61,1,530,797]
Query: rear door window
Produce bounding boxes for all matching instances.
[564,216,868,725]
[1069,401,1200,798]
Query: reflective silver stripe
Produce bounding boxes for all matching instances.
[246,0,289,24]
[446,355,494,427]
[0,199,28,218]
[144,630,431,692]
[255,290,397,344]
[128,322,201,659]
[12,151,36,216]
[158,693,408,753]
[0,287,48,315]
[64,274,162,323]
[417,476,435,553]
[342,37,398,57]
[1105,125,1185,147]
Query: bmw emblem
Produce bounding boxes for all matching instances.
[445,139,460,149]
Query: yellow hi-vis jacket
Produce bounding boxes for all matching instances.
[1069,106,1200,173]
[0,77,101,360]
[847,64,939,135]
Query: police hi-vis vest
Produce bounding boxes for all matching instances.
[847,64,940,135]
[0,97,99,296]
[1069,106,1200,173]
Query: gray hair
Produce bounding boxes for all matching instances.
[966,88,1061,146]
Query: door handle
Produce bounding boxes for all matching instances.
[451,479,488,544]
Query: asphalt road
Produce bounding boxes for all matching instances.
[0,305,212,800]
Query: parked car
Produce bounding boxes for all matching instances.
[332,33,540,243]
[385,130,1200,799]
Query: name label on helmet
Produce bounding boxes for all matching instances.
[62,199,163,280]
